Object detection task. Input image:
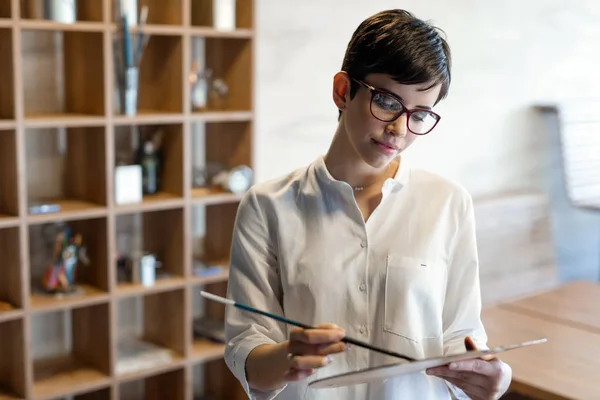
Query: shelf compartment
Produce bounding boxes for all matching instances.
[0,28,14,120]
[20,0,103,22]
[0,319,26,399]
[28,217,109,311]
[118,368,185,400]
[30,304,111,400]
[113,124,184,208]
[192,359,245,400]
[115,208,185,290]
[191,0,253,29]
[112,0,183,26]
[114,35,183,116]
[0,227,23,316]
[22,30,104,118]
[0,131,18,218]
[25,127,107,219]
[0,1,10,19]
[190,37,252,113]
[115,290,185,378]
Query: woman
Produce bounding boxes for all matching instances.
[224,9,512,400]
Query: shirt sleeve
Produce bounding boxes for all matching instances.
[442,193,489,356]
[223,188,288,400]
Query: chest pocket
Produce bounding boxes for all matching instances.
[383,254,446,342]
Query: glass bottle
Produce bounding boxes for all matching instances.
[141,140,160,194]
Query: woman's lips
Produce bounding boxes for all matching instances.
[372,138,398,155]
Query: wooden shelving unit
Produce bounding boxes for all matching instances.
[0,0,253,399]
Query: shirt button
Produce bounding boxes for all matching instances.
[360,241,367,248]
[359,283,366,292]
[359,326,367,335]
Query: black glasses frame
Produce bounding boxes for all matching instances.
[351,78,441,135]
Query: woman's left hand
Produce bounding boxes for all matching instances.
[426,336,512,400]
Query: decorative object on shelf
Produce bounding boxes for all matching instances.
[193,315,226,343]
[114,164,143,204]
[192,166,207,188]
[190,63,212,111]
[192,260,225,278]
[208,76,229,110]
[133,252,162,287]
[212,165,253,194]
[23,0,77,24]
[189,66,229,111]
[40,224,90,295]
[116,337,174,375]
[28,201,61,215]
[214,0,236,31]
[114,0,138,26]
[114,6,149,116]
[140,139,160,195]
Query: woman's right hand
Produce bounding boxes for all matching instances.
[283,323,349,382]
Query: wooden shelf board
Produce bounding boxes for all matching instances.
[112,111,185,125]
[191,188,243,205]
[0,120,16,130]
[0,308,23,323]
[191,339,225,363]
[20,20,105,32]
[0,215,19,228]
[29,284,109,313]
[189,27,253,38]
[23,114,106,128]
[190,110,253,123]
[116,276,185,298]
[32,356,110,400]
[0,20,11,29]
[114,192,185,214]
[190,267,229,286]
[116,355,184,383]
[27,200,107,224]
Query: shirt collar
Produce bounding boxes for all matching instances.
[312,155,410,191]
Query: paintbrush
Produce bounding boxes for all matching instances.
[199,291,417,362]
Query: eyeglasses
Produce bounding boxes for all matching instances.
[352,78,441,135]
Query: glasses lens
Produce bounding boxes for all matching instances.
[408,111,439,134]
[371,92,403,122]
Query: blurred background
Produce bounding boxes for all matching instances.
[0,1,598,399]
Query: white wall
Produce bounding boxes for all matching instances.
[253,0,600,198]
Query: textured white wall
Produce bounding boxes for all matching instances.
[253,0,600,198]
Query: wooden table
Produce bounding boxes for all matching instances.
[481,281,600,400]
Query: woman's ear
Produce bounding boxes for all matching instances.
[332,71,351,111]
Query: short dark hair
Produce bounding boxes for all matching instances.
[340,9,451,117]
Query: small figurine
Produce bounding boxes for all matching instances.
[42,226,90,294]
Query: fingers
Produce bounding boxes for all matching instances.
[288,339,348,357]
[465,336,497,361]
[449,358,500,376]
[427,365,490,388]
[442,377,488,400]
[289,325,346,345]
[288,353,334,370]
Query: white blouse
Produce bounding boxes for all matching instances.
[224,155,487,400]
